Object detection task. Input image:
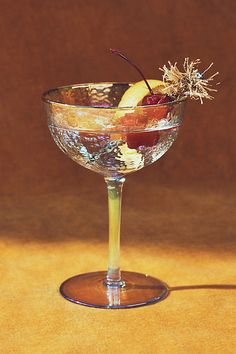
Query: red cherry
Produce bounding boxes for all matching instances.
[125,94,171,149]
[142,94,172,106]
[110,49,172,149]
[126,130,160,149]
[110,49,173,107]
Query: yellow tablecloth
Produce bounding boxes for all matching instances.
[1,180,235,353]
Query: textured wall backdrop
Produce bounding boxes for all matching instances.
[0,0,235,194]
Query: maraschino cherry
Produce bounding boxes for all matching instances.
[142,93,171,106]
[111,49,172,149]
[110,49,172,106]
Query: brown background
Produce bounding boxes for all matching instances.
[1,0,235,194]
[1,1,236,353]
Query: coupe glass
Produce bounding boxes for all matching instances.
[42,82,185,309]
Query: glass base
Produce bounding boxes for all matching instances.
[59,271,169,309]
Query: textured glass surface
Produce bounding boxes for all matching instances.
[43,83,185,177]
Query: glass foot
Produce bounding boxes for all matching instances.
[59,271,169,309]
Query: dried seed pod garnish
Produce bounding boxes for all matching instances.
[159,58,219,103]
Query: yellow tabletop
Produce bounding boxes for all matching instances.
[1,179,235,354]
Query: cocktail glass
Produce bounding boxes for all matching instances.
[42,82,185,308]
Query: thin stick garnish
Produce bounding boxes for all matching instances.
[159,58,219,103]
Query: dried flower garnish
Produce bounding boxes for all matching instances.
[159,58,219,103]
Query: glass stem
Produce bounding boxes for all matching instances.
[104,176,125,288]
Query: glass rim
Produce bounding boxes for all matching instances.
[42,82,187,110]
